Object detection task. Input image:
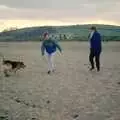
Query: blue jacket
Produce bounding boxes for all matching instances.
[41,39,62,55]
[90,31,102,54]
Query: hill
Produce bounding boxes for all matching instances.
[0,24,120,41]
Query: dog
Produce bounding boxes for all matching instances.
[0,54,26,77]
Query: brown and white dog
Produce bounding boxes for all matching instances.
[0,54,26,77]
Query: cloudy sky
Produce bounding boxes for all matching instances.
[0,0,120,31]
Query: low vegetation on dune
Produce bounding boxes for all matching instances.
[0,24,120,41]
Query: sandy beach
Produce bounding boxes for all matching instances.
[0,41,120,120]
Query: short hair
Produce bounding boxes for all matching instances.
[43,32,49,38]
[90,26,97,31]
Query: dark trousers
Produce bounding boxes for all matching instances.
[89,48,101,71]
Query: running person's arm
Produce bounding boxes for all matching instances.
[41,41,45,56]
[54,41,62,53]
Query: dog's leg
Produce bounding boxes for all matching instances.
[4,69,10,77]
[14,68,18,73]
[12,67,19,74]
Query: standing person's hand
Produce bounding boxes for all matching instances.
[59,51,63,56]
[42,52,44,56]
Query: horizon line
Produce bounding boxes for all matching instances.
[2,23,120,30]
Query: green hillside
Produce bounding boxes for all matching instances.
[0,24,120,41]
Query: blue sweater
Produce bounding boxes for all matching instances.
[41,39,62,55]
[90,31,102,54]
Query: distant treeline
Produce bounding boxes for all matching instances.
[0,24,120,41]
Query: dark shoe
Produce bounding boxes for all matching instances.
[5,74,10,77]
[97,68,100,72]
[89,67,94,71]
[47,71,51,74]
[4,73,10,77]
[117,82,120,85]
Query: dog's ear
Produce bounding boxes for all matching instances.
[22,63,26,68]
[19,62,26,68]
[19,56,24,62]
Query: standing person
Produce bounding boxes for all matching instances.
[41,32,62,74]
[89,26,102,72]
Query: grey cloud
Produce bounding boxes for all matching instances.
[0,0,120,9]
[0,7,120,23]
[0,0,91,9]
[0,7,103,20]
[0,0,120,24]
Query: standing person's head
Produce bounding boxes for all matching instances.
[43,32,49,40]
[90,26,97,32]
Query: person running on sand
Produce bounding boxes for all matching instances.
[41,32,62,74]
[88,26,102,72]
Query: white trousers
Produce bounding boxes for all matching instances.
[45,52,56,71]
